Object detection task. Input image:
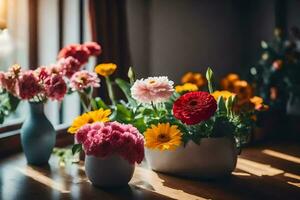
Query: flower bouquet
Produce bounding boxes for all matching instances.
[0,42,101,165]
[68,65,254,179]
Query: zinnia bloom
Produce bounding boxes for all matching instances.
[173,91,217,125]
[44,74,67,101]
[17,71,42,100]
[70,70,100,91]
[76,121,144,164]
[84,42,102,56]
[211,90,236,101]
[57,44,90,65]
[144,123,182,151]
[57,57,81,78]
[181,72,206,88]
[131,76,174,104]
[68,108,111,134]
[175,83,198,93]
[94,63,117,77]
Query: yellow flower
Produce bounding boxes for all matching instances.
[68,108,111,134]
[175,83,198,93]
[181,72,206,88]
[144,123,182,151]
[95,63,117,77]
[211,90,236,101]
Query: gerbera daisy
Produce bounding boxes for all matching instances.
[173,91,217,125]
[144,123,182,150]
[68,108,111,134]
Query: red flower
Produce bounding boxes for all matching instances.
[173,91,217,125]
[57,44,90,65]
[84,42,102,56]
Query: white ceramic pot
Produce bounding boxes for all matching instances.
[85,155,135,187]
[145,137,238,179]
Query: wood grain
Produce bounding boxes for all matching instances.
[0,142,299,200]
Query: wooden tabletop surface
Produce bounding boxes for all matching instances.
[0,142,299,200]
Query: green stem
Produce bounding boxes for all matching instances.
[105,76,116,105]
[151,101,159,117]
[78,91,91,112]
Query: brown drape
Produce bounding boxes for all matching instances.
[89,0,131,99]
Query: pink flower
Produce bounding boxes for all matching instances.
[75,124,91,143]
[17,71,42,100]
[76,121,144,164]
[84,42,102,56]
[70,70,100,91]
[0,72,17,95]
[57,57,81,78]
[44,74,67,101]
[57,44,90,66]
[131,76,174,103]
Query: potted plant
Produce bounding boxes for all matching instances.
[70,119,144,187]
[129,68,252,178]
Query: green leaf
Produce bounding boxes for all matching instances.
[217,96,227,114]
[115,78,137,106]
[90,98,98,110]
[116,104,132,118]
[132,117,147,133]
[72,144,83,155]
[94,97,109,109]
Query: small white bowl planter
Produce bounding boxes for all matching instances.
[145,137,238,179]
[85,155,135,187]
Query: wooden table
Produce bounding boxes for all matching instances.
[0,142,299,200]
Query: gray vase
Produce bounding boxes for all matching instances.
[145,137,238,179]
[85,155,135,188]
[20,103,56,165]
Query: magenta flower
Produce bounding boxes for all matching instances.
[44,74,67,101]
[17,71,42,100]
[70,70,100,91]
[76,122,145,164]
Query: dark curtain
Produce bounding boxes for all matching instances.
[89,0,131,100]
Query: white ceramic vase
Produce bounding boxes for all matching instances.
[85,154,135,187]
[145,137,238,179]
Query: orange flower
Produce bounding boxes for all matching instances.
[250,96,269,111]
[181,72,206,88]
[233,80,253,104]
[220,73,240,91]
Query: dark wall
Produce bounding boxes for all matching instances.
[127,0,300,82]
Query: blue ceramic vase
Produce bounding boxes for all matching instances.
[20,103,56,165]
